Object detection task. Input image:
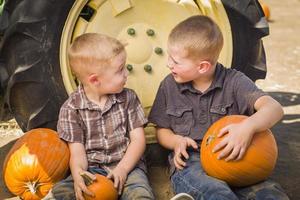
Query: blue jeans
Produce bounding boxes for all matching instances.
[171,152,289,200]
[45,167,154,200]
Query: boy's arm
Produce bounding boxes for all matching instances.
[243,95,284,132]
[213,95,283,161]
[117,127,146,172]
[69,142,95,200]
[107,127,145,194]
[157,127,185,150]
[157,128,198,170]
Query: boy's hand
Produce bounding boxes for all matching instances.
[73,171,96,200]
[107,165,128,195]
[212,122,255,161]
[174,136,198,170]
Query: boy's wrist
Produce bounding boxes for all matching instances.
[241,119,256,135]
[173,135,184,149]
[116,164,130,174]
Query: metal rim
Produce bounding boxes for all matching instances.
[59,0,233,143]
[60,0,232,95]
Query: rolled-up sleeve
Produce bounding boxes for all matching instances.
[234,73,267,115]
[148,83,171,128]
[57,106,85,144]
[127,90,148,132]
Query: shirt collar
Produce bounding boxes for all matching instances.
[72,84,124,110]
[178,63,225,94]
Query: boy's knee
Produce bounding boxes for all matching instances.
[204,192,237,200]
[121,185,154,200]
[44,183,75,200]
[255,186,290,200]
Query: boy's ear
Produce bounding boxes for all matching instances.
[198,61,212,73]
[88,74,101,85]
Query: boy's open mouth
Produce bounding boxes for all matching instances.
[171,71,177,76]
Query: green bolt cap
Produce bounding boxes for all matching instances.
[126,64,133,71]
[144,64,152,72]
[127,28,135,36]
[154,47,163,55]
[146,29,155,36]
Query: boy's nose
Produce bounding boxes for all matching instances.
[124,68,129,77]
[167,57,174,70]
[166,61,173,70]
[166,64,172,69]
[167,62,174,70]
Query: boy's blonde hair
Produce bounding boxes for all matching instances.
[68,33,125,82]
[168,15,223,64]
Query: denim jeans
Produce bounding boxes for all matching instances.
[43,167,154,200]
[171,152,289,200]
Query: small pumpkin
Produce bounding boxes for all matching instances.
[3,128,70,200]
[200,115,278,187]
[81,173,118,200]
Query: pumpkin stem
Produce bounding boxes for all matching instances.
[206,135,215,146]
[80,173,94,186]
[26,181,37,194]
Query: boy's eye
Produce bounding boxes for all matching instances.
[118,67,125,73]
[171,57,179,64]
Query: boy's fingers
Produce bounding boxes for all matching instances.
[175,154,186,167]
[212,138,227,153]
[76,193,84,200]
[114,176,119,189]
[106,172,113,180]
[181,149,189,160]
[217,144,233,160]
[225,146,240,161]
[186,138,199,149]
[118,178,124,194]
[236,148,246,161]
[174,159,184,170]
[218,126,229,137]
[78,181,95,197]
[174,154,185,169]
[75,187,85,200]
[81,187,95,197]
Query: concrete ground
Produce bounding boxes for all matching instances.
[1,0,300,199]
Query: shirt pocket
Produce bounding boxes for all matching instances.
[210,102,233,123]
[166,107,194,135]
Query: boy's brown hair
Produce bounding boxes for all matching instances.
[68,33,125,82]
[168,15,223,64]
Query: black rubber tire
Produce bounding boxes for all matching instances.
[0,0,268,132]
[221,0,269,81]
[0,0,74,131]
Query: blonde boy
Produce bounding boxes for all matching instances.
[149,15,289,200]
[46,33,154,200]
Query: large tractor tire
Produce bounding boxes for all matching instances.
[0,0,269,134]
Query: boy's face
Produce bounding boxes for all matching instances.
[94,50,128,94]
[167,44,201,83]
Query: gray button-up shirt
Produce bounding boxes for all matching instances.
[148,63,266,174]
[149,63,266,142]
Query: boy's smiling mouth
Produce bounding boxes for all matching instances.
[171,71,177,76]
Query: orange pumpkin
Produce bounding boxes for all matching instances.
[82,173,118,200]
[259,1,270,21]
[200,115,278,187]
[3,128,70,200]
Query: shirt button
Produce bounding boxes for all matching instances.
[104,135,108,139]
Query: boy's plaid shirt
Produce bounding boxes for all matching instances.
[57,85,147,170]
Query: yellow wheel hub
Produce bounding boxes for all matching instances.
[60,0,232,143]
